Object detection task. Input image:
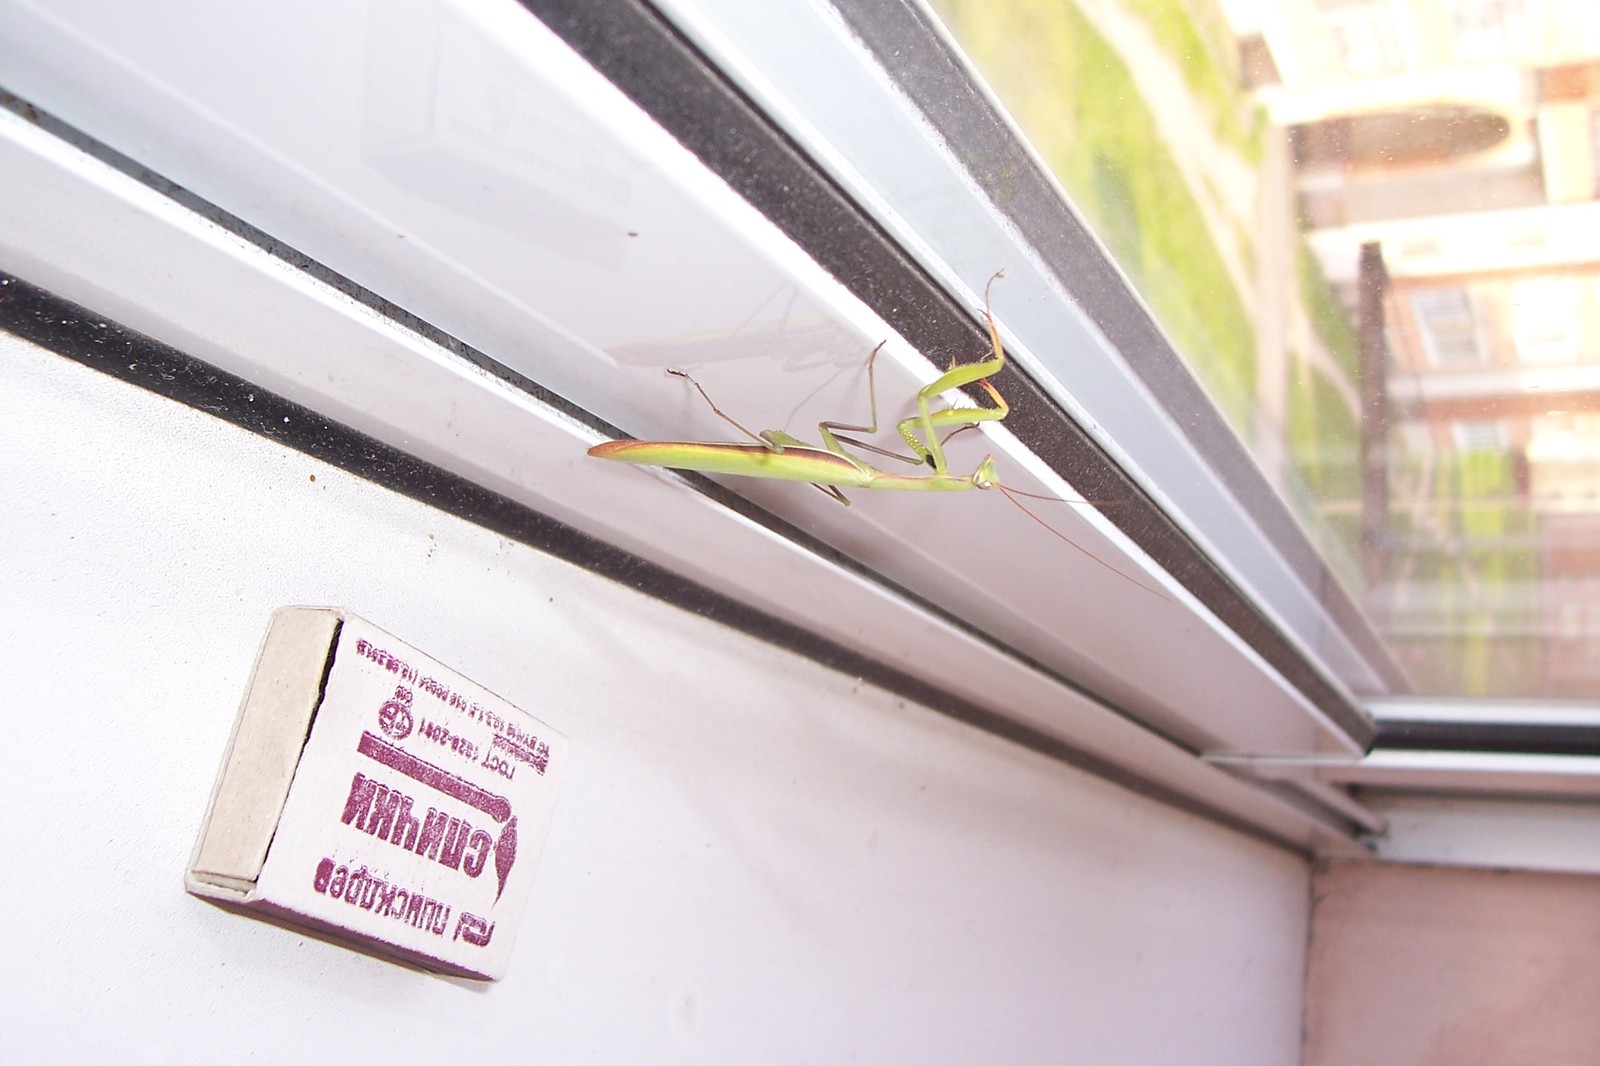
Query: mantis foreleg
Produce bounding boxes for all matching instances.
[897,271,1009,475]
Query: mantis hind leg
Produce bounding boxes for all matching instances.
[665,367,859,506]
[666,368,773,448]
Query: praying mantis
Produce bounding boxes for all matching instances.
[587,273,1162,594]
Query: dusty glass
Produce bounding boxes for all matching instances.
[930,0,1600,697]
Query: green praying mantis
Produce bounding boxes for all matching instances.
[588,273,1163,595]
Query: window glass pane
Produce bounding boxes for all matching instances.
[929,0,1600,698]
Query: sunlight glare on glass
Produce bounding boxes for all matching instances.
[929,0,1600,698]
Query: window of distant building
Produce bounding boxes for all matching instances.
[1511,276,1581,364]
[1590,109,1600,197]
[1453,419,1509,451]
[1413,287,1488,367]
[1316,0,1407,76]
[1448,0,1530,62]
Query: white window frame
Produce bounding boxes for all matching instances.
[0,0,1446,853]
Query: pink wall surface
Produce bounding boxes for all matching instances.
[1305,859,1600,1066]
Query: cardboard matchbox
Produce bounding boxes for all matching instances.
[186,608,567,980]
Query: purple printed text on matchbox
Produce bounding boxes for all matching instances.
[357,731,512,823]
[349,734,520,901]
[311,857,496,947]
[353,639,554,777]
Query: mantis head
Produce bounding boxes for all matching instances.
[971,456,999,490]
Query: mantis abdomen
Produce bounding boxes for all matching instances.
[587,439,979,493]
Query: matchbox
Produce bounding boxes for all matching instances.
[186,608,567,980]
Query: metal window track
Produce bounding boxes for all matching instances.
[519,0,1385,745]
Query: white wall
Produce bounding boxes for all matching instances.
[0,333,1313,1063]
